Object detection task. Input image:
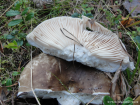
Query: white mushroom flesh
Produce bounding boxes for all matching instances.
[26,16,135,72]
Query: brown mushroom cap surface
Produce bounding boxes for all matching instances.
[18,53,120,105]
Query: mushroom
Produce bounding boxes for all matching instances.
[18,53,121,105]
[26,16,134,72]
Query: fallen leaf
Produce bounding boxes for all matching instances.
[134,95,140,105]
[120,74,126,96]
[134,84,140,97]
[123,0,140,17]
[111,64,121,101]
[121,16,134,27]
[126,20,140,28]
[0,87,8,101]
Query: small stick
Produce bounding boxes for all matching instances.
[63,28,81,45]
[111,61,123,101]
[58,59,61,73]
[0,0,19,18]
[30,19,41,105]
[60,28,83,46]
[86,95,98,105]
[73,44,76,71]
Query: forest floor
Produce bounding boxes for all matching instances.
[0,0,140,105]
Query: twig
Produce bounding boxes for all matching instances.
[91,4,120,7]
[30,19,41,105]
[122,73,131,98]
[58,59,61,73]
[0,100,3,105]
[105,72,113,80]
[60,28,83,46]
[94,0,102,20]
[12,91,14,105]
[111,61,122,100]
[73,44,76,71]
[0,0,19,18]
[86,95,98,105]
[63,28,81,45]
[5,82,18,87]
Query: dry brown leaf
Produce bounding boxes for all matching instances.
[0,87,8,102]
[121,73,131,98]
[111,66,121,83]
[111,65,121,101]
[133,85,140,105]
[120,74,126,96]
[134,95,140,105]
[126,20,140,28]
[121,16,134,27]
[134,84,140,97]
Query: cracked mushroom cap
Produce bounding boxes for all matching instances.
[26,16,134,72]
[18,53,120,105]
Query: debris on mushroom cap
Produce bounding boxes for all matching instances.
[18,53,121,105]
[26,16,135,72]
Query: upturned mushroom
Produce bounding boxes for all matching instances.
[26,16,134,72]
[18,53,121,105]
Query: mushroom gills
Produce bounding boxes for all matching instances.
[26,16,135,72]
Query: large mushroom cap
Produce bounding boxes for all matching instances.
[26,16,134,72]
[18,53,120,105]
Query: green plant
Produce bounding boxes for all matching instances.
[81,4,93,14]
[71,3,94,19]
[6,1,34,27]
[103,9,121,30]
[103,96,133,105]
[118,27,140,84]
[4,30,27,47]
[129,0,133,2]
[6,78,12,90]
[0,0,139,104]
[4,40,19,50]
[114,1,119,5]
[123,68,133,83]
[130,44,140,84]
[0,0,33,91]
[3,1,33,49]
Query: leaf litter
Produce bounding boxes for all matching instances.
[1,0,140,104]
